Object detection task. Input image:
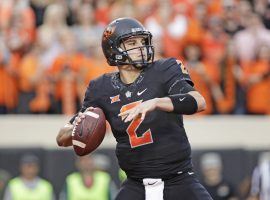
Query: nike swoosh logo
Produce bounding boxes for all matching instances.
[148,181,158,185]
[179,97,186,101]
[137,88,147,96]
[188,172,194,175]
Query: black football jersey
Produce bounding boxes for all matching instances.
[74,58,194,179]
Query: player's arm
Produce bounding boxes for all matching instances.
[161,58,206,114]
[119,82,205,122]
[155,90,206,113]
[166,81,206,114]
[119,59,206,122]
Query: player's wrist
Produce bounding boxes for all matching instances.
[152,98,159,109]
[168,93,198,115]
[64,123,74,128]
[154,98,162,110]
[155,97,174,112]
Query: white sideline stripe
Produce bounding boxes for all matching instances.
[85,111,99,119]
[72,140,86,148]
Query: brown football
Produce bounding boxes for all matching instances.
[72,108,106,156]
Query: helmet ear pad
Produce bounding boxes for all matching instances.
[101,17,155,68]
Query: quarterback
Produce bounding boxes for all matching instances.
[57,17,212,200]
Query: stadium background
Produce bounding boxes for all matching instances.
[0,0,270,199]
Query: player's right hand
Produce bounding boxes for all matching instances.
[57,107,95,147]
[119,99,158,122]
[56,123,73,147]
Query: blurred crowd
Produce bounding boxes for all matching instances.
[0,0,270,115]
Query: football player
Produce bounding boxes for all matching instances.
[57,17,213,200]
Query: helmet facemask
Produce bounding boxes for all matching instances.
[116,34,155,69]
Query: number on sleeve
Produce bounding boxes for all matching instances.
[176,60,189,74]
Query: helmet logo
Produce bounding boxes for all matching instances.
[103,26,116,40]
[131,28,143,32]
[115,55,123,60]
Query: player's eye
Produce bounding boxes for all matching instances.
[127,41,136,46]
[141,39,146,45]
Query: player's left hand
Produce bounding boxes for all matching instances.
[118,99,158,122]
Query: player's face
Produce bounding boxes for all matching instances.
[121,37,147,63]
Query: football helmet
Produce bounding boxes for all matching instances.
[101,17,154,68]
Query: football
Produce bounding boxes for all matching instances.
[72,107,106,156]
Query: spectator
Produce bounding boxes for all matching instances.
[202,15,229,67]
[222,0,243,37]
[206,39,237,114]
[0,169,11,199]
[242,45,270,114]
[0,0,35,43]
[132,0,155,24]
[37,3,68,69]
[144,0,188,57]
[253,0,268,18]
[49,30,83,115]
[0,36,11,114]
[261,4,270,30]
[17,43,51,114]
[237,0,253,29]
[3,154,54,200]
[249,152,270,200]
[185,2,207,44]
[233,13,270,64]
[109,0,136,23]
[72,5,104,56]
[94,0,110,26]
[0,0,269,115]
[59,154,116,200]
[200,152,238,200]
[183,43,222,114]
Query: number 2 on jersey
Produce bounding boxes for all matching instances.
[120,101,153,148]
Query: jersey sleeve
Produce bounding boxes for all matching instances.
[160,58,194,95]
[69,80,99,124]
[81,80,99,110]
